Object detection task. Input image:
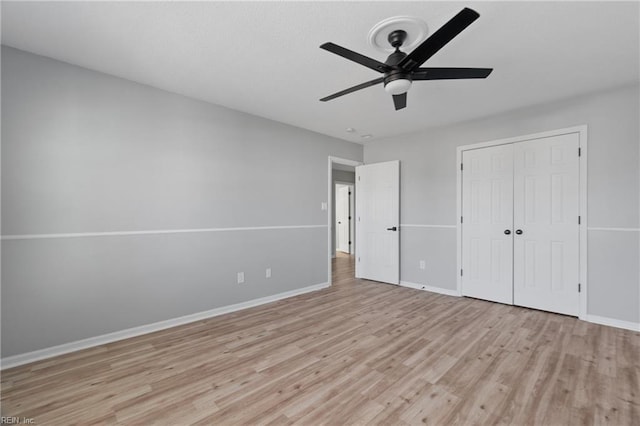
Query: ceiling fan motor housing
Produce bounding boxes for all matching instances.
[384,48,412,88]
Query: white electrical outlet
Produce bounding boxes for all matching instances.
[419,260,426,270]
[237,272,245,284]
[266,268,271,278]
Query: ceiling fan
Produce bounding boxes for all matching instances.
[319,7,492,111]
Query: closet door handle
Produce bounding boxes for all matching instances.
[515,229,523,235]
[504,229,511,235]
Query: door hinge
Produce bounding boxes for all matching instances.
[349,241,352,245]
[578,215,581,225]
[348,216,351,220]
[358,257,361,262]
[461,163,464,171]
[461,216,463,223]
[358,175,361,181]
[578,283,581,293]
[578,147,582,157]
[460,269,463,276]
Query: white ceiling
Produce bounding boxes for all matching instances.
[2,1,639,144]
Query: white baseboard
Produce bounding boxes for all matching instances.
[396,286,638,332]
[586,315,640,332]
[399,281,460,297]
[1,282,330,370]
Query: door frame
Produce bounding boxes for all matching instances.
[456,125,588,320]
[328,156,362,285]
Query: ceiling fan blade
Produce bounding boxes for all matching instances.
[392,93,407,110]
[321,42,391,73]
[413,67,493,80]
[399,8,480,71]
[320,77,385,102]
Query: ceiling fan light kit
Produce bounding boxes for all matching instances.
[320,8,493,111]
[385,78,412,95]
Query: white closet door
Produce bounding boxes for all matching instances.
[461,144,514,304]
[513,133,580,316]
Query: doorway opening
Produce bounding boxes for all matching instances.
[328,156,361,285]
[335,183,354,256]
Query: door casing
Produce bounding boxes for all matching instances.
[456,125,588,320]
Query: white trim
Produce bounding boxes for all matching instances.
[1,225,327,241]
[328,156,363,285]
[456,125,588,319]
[399,281,461,297]
[587,227,640,232]
[0,282,330,370]
[578,125,588,320]
[586,315,640,332]
[458,125,588,152]
[456,145,463,300]
[401,224,456,229]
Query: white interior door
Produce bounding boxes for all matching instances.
[513,133,580,316]
[336,185,350,253]
[461,144,514,304]
[355,161,399,284]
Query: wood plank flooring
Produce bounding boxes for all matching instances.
[2,252,639,425]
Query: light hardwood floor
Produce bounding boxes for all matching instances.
[1,252,639,425]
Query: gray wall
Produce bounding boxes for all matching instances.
[1,46,363,357]
[331,169,355,257]
[365,83,640,324]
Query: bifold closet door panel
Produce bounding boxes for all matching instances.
[513,133,580,316]
[461,144,514,304]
